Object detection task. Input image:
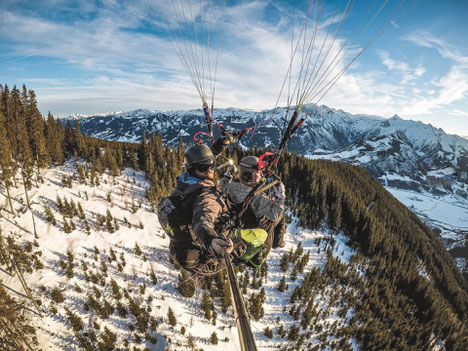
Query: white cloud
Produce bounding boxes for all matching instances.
[377,50,426,84]
[449,109,468,118]
[397,33,468,117]
[404,31,468,64]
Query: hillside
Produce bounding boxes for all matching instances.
[63,106,468,188]
[0,161,356,350]
[1,152,467,350]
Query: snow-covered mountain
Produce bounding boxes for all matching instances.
[62,106,468,188]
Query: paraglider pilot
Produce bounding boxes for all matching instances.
[158,133,236,275]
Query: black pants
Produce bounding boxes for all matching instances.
[171,241,225,276]
[272,216,287,249]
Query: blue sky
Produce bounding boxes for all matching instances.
[1,0,467,137]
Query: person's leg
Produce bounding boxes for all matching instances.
[272,216,286,249]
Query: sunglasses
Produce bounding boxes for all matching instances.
[241,169,262,182]
[196,161,215,173]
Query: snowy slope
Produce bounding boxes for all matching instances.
[384,186,468,272]
[0,162,358,351]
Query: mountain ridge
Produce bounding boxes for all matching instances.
[61,104,468,186]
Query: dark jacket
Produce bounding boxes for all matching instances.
[169,173,231,255]
[220,176,285,229]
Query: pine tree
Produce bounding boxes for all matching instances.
[14,86,37,236]
[221,274,231,313]
[43,205,56,225]
[134,242,142,256]
[98,327,117,350]
[130,150,139,170]
[145,150,155,178]
[167,307,177,327]
[290,265,298,281]
[0,109,15,214]
[138,132,147,170]
[187,333,196,351]
[105,209,114,233]
[77,202,85,220]
[63,216,72,234]
[113,218,119,231]
[105,146,119,177]
[263,327,273,339]
[201,291,213,320]
[210,332,218,345]
[23,87,50,183]
[287,324,300,341]
[84,219,91,235]
[64,307,83,332]
[177,137,185,166]
[248,292,264,321]
[2,86,18,162]
[177,270,195,297]
[280,252,290,272]
[73,120,86,157]
[56,195,63,212]
[277,276,288,292]
[66,250,74,278]
[76,162,86,184]
[63,121,75,156]
[277,324,286,338]
[51,287,65,303]
[149,266,158,285]
[110,279,122,300]
[46,112,64,164]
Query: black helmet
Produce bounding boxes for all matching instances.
[239,156,260,184]
[184,144,215,170]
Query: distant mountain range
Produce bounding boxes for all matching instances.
[63,105,468,192]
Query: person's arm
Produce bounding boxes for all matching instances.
[192,190,233,256]
[219,165,237,194]
[250,181,285,222]
[212,131,238,155]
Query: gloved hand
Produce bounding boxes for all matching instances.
[273,183,286,200]
[220,130,238,145]
[224,165,237,178]
[209,236,233,257]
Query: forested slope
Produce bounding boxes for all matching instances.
[265,150,468,350]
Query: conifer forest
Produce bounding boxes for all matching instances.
[0,84,467,350]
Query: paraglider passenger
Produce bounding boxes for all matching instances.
[221,156,286,268]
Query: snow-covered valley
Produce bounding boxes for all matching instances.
[384,187,468,272]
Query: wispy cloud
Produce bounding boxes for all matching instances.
[450,109,468,118]
[0,10,177,76]
[405,31,468,64]
[397,32,468,117]
[378,50,426,84]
